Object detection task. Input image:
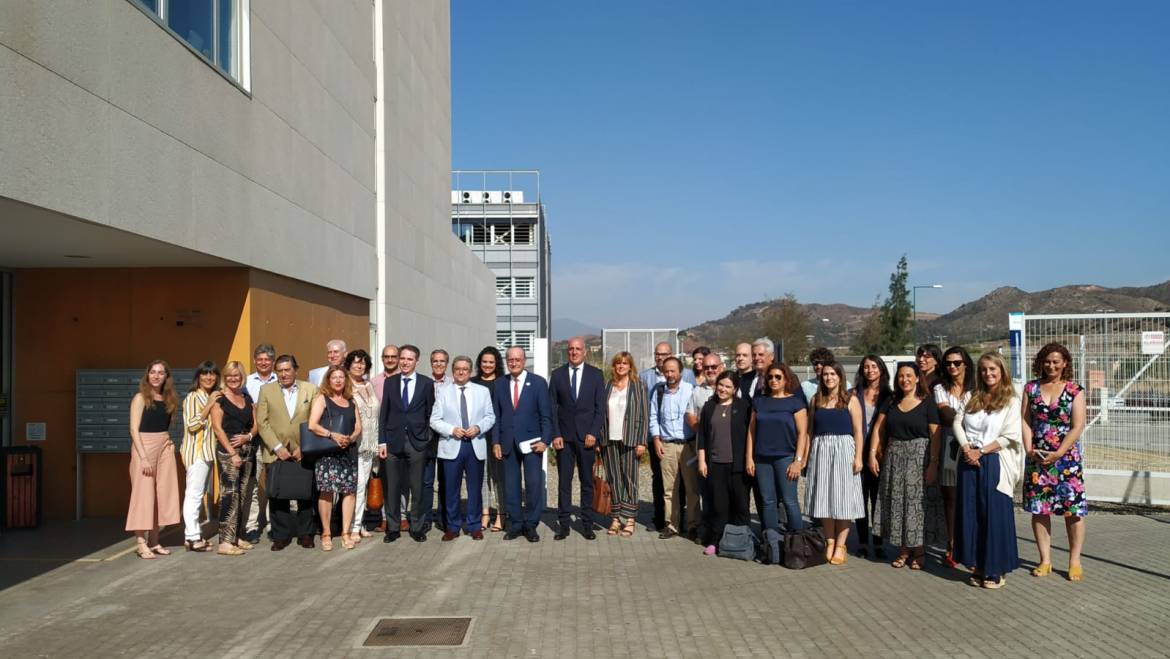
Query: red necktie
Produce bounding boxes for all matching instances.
[512,378,520,410]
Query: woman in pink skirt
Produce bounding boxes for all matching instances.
[126,360,182,559]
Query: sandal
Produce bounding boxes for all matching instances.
[235,539,254,551]
[943,552,959,569]
[967,573,984,587]
[482,512,491,530]
[341,535,356,550]
[359,529,373,538]
[150,545,171,556]
[184,539,210,552]
[830,547,848,565]
[909,553,925,570]
[621,519,636,538]
[891,553,909,569]
[825,538,836,562]
[217,544,245,556]
[321,535,333,552]
[982,576,1005,589]
[1067,564,1083,582]
[1031,562,1052,577]
[135,542,156,560]
[608,520,621,536]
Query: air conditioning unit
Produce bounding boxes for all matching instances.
[502,190,524,203]
[483,191,503,204]
[452,190,465,204]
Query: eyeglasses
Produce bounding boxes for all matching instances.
[704,365,720,370]
[811,360,825,367]
[766,374,784,381]
[654,353,671,358]
[945,360,964,368]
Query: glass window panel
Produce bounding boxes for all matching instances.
[138,0,159,13]
[167,0,214,60]
[217,0,238,79]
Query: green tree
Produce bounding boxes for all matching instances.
[761,293,812,363]
[852,296,884,354]
[877,255,913,353]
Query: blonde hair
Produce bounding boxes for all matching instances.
[221,361,247,392]
[966,352,1015,413]
[610,351,640,383]
[318,364,354,400]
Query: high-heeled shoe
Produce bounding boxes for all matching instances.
[321,535,334,552]
[184,539,210,552]
[830,549,848,565]
[1031,562,1052,577]
[235,538,254,551]
[825,538,836,563]
[1067,564,1083,582]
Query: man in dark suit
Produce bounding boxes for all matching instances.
[492,346,554,542]
[549,337,606,540]
[377,344,436,542]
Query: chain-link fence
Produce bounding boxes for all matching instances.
[1015,313,1170,502]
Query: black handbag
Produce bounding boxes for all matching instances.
[299,400,346,461]
[783,525,828,569]
[266,459,314,501]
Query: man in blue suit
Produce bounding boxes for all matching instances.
[377,344,436,543]
[492,346,554,542]
[549,337,606,540]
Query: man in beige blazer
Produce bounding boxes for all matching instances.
[257,355,319,550]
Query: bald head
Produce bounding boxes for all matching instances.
[567,337,586,366]
[734,342,752,374]
[505,346,527,377]
[654,341,672,369]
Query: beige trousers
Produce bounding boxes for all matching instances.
[661,441,702,532]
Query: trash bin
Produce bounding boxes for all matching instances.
[2,446,42,529]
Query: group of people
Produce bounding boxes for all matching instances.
[125,336,1089,588]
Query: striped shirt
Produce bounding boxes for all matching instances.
[181,390,216,467]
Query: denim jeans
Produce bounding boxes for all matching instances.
[755,455,803,533]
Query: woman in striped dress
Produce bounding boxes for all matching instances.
[180,361,221,552]
[806,362,866,565]
[600,351,649,537]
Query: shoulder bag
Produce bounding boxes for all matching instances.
[300,398,346,461]
[591,455,612,517]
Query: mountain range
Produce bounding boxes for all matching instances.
[680,279,1170,349]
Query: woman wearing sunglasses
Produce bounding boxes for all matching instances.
[934,346,975,568]
[745,363,808,539]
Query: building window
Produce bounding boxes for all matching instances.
[496,276,535,300]
[496,330,535,353]
[455,222,535,246]
[129,0,249,88]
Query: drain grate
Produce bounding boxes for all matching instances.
[363,617,472,647]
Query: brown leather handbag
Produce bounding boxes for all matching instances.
[366,474,384,510]
[592,454,612,517]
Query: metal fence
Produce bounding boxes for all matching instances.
[1015,313,1170,497]
[602,329,679,374]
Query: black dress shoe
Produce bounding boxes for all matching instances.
[503,530,521,541]
[270,540,289,551]
[411,532,427,543]
[383,532,400,543]
[554,526,570,541]
[298,535,315,549]
[582,528,596,540]
[525,529,540,543]
[659,528,678,540]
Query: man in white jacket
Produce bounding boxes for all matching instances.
[430,355,495,541]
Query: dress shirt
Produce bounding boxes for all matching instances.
[430,381,496,460]
[432,373,450,393]
[508,370,528,405]
[568,364,582,399]
[649,380,695,442]
[371,371,397,401]
[687,382,715,416]
[400,373,417,404]
[245,371,276,404]
[280,383,299,419]
[801,378,819,406]
[308,365,330,386]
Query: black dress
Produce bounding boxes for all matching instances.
[314,397,358,494]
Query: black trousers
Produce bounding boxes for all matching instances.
[269,497,314,541]
[382,442,430,535]
[855,468,882,543]
[649,443,665,529]
[556,439,596,527]
[705,462,749,545]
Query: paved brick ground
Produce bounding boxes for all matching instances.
[1,470,1168,657]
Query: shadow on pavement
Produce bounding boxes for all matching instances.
[0,518,184,592]
[1016,532,1170,581]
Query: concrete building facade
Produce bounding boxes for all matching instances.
[451,171,552,369]
[0,0,493,520]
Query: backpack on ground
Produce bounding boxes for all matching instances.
[717,524,757,561]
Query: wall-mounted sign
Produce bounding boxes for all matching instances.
[26,422,46,441]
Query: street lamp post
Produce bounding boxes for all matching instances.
[912,284,943,346]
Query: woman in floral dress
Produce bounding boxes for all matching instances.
[1021,342,1087,581]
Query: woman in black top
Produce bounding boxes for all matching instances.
[696,372,751,555]
[869,362,942,569]
[211,361,258,556]
[308,365,361,551]
[472,346,506,531]
[126,360,181,559]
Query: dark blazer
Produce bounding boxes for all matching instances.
[698,396,751,472]
[737,371,761,401]
[549,362,605,443]
[492,373,554,456]
[600,380,648,448]
[378,372,435,453]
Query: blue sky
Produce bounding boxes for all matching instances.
[451,1,1170,329]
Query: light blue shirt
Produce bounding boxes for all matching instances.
[649,380,695,442]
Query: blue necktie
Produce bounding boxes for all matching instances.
[570,367,578,402]
[459,386,470,431]
[401,377,411,408]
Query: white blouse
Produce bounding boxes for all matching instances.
[608,386,629,443]
[959,409,995,449]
